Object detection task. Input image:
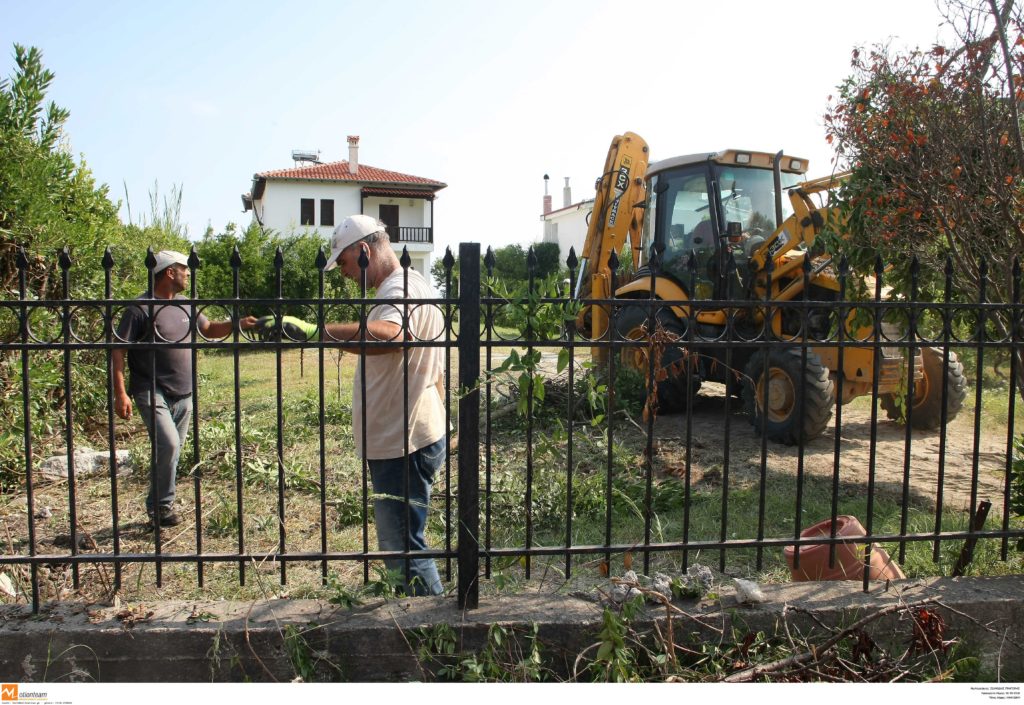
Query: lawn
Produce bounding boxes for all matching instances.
[0,344,1021,607]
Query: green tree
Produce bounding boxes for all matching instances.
[194,223,357,318]
[430,251,459,294]
[193,222,275,302]
[532,242,562,279]
[489,243,528,281]
[487,242,563,283]
[0,44,133,298]
[113,181,195,288]
[0,45,189,487]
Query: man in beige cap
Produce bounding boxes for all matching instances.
[113,250,257,528]
[260,215,445,595]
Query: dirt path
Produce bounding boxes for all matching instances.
[646,386,1010,516]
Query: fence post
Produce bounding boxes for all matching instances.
[457,242,480,609]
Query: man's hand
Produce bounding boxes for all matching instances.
[114,390,133,420]
[254,315,319,342]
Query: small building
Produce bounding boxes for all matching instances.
[242,136,446,273]
[538,175,593,265]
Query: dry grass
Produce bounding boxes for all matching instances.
[1,348,440,603]
[1,345,1021,608]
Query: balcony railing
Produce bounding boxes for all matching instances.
[391,226,432,244]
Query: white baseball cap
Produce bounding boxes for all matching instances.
[153,250,189,274]
[324,215,386,271]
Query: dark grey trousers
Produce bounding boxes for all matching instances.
[134,389,192,513]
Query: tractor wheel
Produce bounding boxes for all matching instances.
[615,303,700,414]
[742,348,835,445]
[881,347,967,430]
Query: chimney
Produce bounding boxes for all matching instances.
[347,135,360,175]
[563,177,572,208]
[543,174,552,215]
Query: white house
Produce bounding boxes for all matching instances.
[538,175,593,265]
[242,136,446,273]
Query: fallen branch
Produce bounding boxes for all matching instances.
[391,610,431,682]
[723,597,939,682]
[243,599,279,682]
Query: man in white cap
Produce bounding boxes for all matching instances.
[260,215,445,596]
[113,250,257,529]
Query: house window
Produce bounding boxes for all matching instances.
[300,198,314,226]
[320,199,334,227]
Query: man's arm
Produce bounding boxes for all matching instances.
[324,320,405,354]
[199,316,258,339]
[250,315,405,351]
[112,349,132,420]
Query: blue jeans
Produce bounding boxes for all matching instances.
[134,389,192,513]
[368,437,445,596]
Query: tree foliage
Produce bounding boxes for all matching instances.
[0,45,148,298]
[430,249,459,294]
[824,2,1023,296]
[824,0,1024,398]
[192,223,358,318]
[486,242,562,281]
[431,242,563,297]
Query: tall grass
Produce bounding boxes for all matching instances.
[3,345,1020,605]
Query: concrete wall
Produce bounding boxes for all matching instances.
[2,575,1021,683]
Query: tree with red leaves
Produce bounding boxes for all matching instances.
[823,0,1024,401]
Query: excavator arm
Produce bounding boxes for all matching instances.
[745,171,853,336]
[748,170,851,274]
[575,132,650,343]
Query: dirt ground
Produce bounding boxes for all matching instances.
[645,383,1011,517]
[0,349,1016,605]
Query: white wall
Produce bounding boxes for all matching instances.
[405,252,430,275]
[363,197,429,228]
[254,182,435,233]
[254,180,361,237]
[539,201,593,264]
[252,180,435,273]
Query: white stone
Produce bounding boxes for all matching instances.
[37,448,135,482]
[734,578,767,604]
[651,572,673,599]
[0,572,15,597]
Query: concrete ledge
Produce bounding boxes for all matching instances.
[1,575,1021,682]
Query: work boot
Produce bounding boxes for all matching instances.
[149,507,182,528]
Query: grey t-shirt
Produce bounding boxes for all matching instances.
[116,293,209,398]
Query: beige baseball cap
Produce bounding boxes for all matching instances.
[323,215,386,271]
[153,250,189,274]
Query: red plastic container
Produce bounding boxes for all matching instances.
[784,515,905,581]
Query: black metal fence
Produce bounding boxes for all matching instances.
[1,243,1022,612]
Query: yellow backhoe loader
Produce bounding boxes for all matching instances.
[575,133,967,444]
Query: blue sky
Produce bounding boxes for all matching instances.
[2,0,950,256]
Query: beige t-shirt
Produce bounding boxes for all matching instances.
[352,267,445,459]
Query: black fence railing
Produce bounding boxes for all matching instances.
[0,243,1022,612]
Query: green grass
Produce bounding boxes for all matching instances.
[1,346,1021,606]
[480,418,1024,587]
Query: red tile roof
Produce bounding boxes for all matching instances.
[258,160,446,190]
[361,187,437,200]
[541,199,595,218]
